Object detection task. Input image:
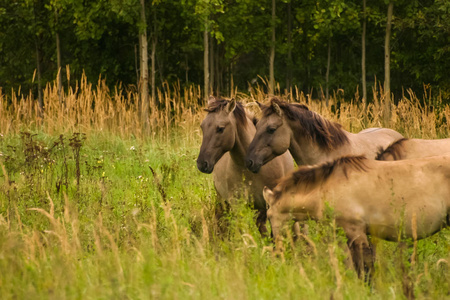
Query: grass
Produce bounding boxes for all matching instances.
[0,77,449,299]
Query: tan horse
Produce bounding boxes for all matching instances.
[377,137,450,160]
[263,155,450,276]
[246,98,404,173]
[197,97,294,234]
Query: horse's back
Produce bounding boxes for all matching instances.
[398,138,450,160]
[330,155,450,239]
[353,127,404,159]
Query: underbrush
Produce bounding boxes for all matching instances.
[1,79,450,298]
[0,131,449,299]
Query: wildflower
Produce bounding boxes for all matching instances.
[130,146,136,151]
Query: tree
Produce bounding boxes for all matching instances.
[285,0,293,93]
[269,0,276,95]
[312,0,359,106]
[139,0,149,127]
[361,0,367,113]
[384,1,393,123]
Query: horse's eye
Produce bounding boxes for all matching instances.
[217,126,225,133]
[267,127,276,134]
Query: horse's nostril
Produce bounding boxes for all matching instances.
[202,161,208,170]
[246,159,253,168]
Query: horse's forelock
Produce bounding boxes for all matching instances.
[205,98,248,127]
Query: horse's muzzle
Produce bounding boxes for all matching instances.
[197,159,214,174]
[245,158,262,174]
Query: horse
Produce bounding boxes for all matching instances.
[263,155,450,277]
[196,96,294,235]
[376,137,450,161]
[245,98,404,173]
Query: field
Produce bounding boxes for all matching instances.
[0,79,449,299]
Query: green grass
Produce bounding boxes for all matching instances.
[0,130,449,299]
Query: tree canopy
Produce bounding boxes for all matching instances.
[1,0,449,102]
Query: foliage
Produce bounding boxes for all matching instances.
[1,0,450,101]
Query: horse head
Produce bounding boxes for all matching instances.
[196,97,238,174]
[246,99,291,173]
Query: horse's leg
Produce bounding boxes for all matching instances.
[343,223,374,280]
[398,241,415,300]
[214,195,231,237]
[256,208,269,237]
[292,222,301,241]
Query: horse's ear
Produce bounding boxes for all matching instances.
[226,98,236,114]
[263,186,275,207]
[208,96,216,107]
[272,102,283,117]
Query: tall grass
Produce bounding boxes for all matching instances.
[0,75,449,299]
[2,74,450,140]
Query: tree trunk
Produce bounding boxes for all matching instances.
[139,0,149,128]
[269,0,276,95]
[209,34,214,96]
[185,54,189,84]
[204,19,209,101]
[33,1,43,114]
[55,8,62,104]
[384,1,393,124]
[35,38,43,113]
[286,0,292,94]
[325,37,331,107]
[361,0,367,114]
[215,44,221,95]
[135,44,139,87]
[151,9,157,107]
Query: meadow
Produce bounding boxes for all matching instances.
[0,77,449,299]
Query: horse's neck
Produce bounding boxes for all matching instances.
[283,187,323,220]
[229,117,255,166]
[290,126,353,166]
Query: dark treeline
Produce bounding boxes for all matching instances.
[1,0,449,103]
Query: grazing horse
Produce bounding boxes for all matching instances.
[263,155,450,277]
[376,137,450,161]
[245,98,404,173]
[196,97,294,234]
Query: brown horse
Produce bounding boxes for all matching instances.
[197,96,294,234]
[246,98,404,173]
[377,137,450,160]
[263,155,450,277]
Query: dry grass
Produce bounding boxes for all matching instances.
[1,74,449,141]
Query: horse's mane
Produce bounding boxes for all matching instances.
[273,156,368,200]
[263,98,349,151]
[376,138,408,161]
[205,98,248,127]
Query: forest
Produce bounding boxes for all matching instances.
[1,0,450,105]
